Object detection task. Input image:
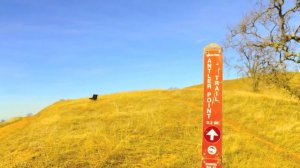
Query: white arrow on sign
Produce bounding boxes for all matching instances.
[206,129,218,141]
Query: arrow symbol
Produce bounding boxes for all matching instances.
[206,129,218,141]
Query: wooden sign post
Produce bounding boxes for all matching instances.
[202,43,223,168]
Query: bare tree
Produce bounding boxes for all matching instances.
[226,0,300,92]
[225,42,266,91]
[230,0,300,62]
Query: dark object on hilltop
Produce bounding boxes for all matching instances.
[89,94,98,101]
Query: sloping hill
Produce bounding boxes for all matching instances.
[0,77,299,168]
[0,117,23,129]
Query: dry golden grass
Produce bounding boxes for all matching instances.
[0,75,299,168]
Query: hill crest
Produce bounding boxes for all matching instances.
[0,76,299,167]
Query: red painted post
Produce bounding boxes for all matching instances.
[202,43,223,168]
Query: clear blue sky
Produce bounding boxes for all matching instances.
[0,0,255,120]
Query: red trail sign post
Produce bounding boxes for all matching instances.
[202,43,223,168]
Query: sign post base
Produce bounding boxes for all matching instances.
[202,159,222,168]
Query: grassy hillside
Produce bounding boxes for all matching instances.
[0,117,23,129]
[0,77,299,168]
